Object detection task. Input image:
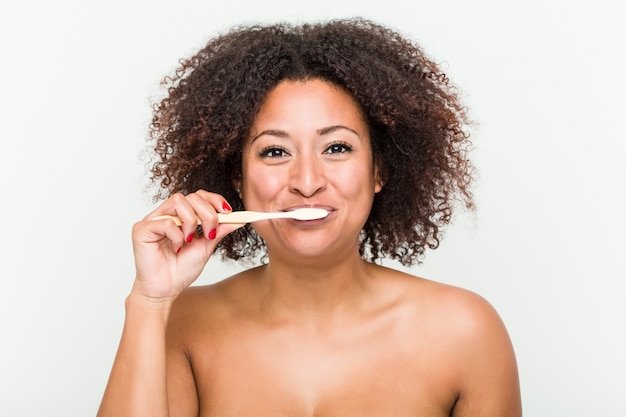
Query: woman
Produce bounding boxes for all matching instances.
[98,18,521,417]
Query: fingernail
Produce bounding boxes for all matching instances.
[222,201,232,212]
[186,233,194,243]
[176,246,182,253]
[208,228,217,240]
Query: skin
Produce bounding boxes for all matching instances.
[97,79,521,417]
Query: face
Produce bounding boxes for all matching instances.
[237,79,382,259]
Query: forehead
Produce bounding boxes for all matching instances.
[249,79,367,133]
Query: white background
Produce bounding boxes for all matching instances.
[1,0,624,415]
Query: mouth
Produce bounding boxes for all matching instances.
[282,205,334,222]
[283,205,334,213]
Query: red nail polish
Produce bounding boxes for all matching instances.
[186,233,194,243]
[222,201,232,211]
[208,228,217,240]
[176,246,182,253]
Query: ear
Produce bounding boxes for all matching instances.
[374,160,385,193]
[374,178,383,193]
[232,174,242,198]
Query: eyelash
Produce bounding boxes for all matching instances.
[257,142,353,158]
[324,142,353,154]
[258,146,289,158]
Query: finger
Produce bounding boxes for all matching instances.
[185,192,220,240]
[147,193,202,244]
[215,222,246,240]
[186,191,234,240]
[133,216,185,254]
[194,190,234,213]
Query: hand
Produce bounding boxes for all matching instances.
[130,190,244,305]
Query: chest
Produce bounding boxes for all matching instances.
[187,320,457,417]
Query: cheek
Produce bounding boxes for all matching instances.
[337,164,377,196]
[242,166,283,206]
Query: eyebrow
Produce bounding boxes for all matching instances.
[250,125,360,143]
[318,125,360,137]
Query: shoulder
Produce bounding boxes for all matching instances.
[167,267,262,336]
[422,279,507,339]
[376,266,501,327]
[378,266,515,367]
[381,268,521,415]
[380,267,521,415]
[384,267,505,333]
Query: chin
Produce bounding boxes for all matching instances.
[269,234,357,263]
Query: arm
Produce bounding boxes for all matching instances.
[97,294,176,417]
[97,192,242,417]
[449,292,522,417]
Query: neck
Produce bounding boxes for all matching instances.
[258,250,376,315]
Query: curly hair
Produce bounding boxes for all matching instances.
[148,17,474,266]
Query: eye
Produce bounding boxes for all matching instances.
[324,142,353,154]
[258,146,289,158]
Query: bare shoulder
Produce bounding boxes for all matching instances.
[378,267,521,416]
[379,266,508,338]
[167,267,263,334]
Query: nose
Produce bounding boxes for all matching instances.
[288,155,326,197]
